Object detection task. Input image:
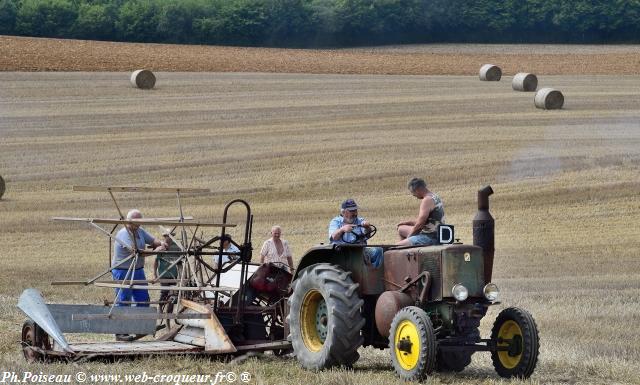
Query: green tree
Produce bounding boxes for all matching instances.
[264,0,315,46]
[15,0,78,37]
[215,0,269,46]
[157,0,210,43]
[72,2,116,40]
[115,0,162,42]
[0,0,18,35]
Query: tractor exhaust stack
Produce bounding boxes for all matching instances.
[473,185,494,283]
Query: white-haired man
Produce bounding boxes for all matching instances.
[111,209,165,311]
[259,225,294,272]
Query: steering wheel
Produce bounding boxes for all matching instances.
[341,224,377,244]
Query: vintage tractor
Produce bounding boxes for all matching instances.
[287,186,539,380]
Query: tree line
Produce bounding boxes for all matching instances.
[1,0,639,47]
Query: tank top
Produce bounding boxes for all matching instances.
[421,192,445,237]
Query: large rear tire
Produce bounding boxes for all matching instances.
[491,307,539,379]
[288,264,364,369]
[389,306,437,381]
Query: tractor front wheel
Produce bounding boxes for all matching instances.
[389,306,437,381]
[288,264,364,369]
[491,307,539,379]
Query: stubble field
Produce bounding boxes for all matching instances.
[0,66,639,383]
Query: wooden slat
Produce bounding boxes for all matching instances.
[72,313,211,321]
[52,217,235,227]
[73,186,210,193]
[69,341,202,354]
[174,326,205,347]
[93,283,236,291]
[52,279,181,286]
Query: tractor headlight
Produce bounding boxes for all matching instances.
[451,284,469,301]
[483,283,500,301]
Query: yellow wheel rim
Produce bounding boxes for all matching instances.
[497,320,523,369]
[394,320,421,370]
[300,290,327,352]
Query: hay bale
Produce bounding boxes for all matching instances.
[0,175,5,199]
[479,64,502,81]
[130,69,156,90]
[535,88,564,110]
[512,73,538,92]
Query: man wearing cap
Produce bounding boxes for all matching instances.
[328,199,383,268]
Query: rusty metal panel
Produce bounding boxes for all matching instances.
[49,304,157,334]
[337,246,385,295]
[417,248,443,301]
[383,247,427,298]
[441,245,484,298]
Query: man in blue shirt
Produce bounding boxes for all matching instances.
[328,199,383,268]
[112,209,165,308]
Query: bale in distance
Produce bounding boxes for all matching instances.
[479,64,502,81]
[0,175,5,200]
[512,73,538,92]
[130,69,156,90]
[535,88,564,110]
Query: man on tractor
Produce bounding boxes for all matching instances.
[328,198,383,267]
[396,177,445,246]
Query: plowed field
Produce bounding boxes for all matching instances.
[1,35,640,74]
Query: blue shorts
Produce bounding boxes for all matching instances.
[408,233,439,246]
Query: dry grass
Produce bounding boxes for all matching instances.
[0,71,639,384]
[2,35,640,75]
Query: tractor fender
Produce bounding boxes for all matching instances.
[292,244,338,281]
[292,244,385,295]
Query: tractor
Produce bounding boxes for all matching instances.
[287,185,540,380]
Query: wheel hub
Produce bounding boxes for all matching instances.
[394,320,421,370]
[497,320,524,369]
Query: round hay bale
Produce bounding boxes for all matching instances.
[479,64,502,81]
[130,69,156,90]
[512,73,538,92]
[535,88,564,110]
[0,175,5,200]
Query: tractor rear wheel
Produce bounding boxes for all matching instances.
[288,264,364,369]
[21,320,50,363]
[389,306,437,381]
[491,307,539,379]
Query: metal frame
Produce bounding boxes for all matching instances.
[18,186,291,361]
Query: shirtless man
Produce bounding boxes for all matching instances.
[396,178,445,246]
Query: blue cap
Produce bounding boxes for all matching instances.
[341,199,359,211]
